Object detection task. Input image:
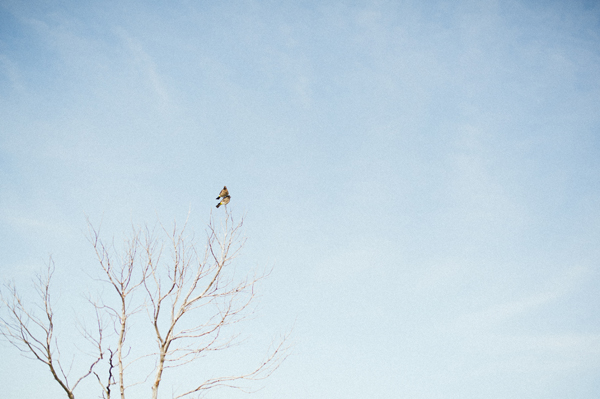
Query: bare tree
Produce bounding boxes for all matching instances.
[87,221,147,399]
[0,209,289,399]
[0,259,102,399]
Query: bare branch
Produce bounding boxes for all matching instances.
[0,258,102,399]
[87,220,149,399]
[3,208,289,399]
[174,331,292,399]
[139,209,289,399]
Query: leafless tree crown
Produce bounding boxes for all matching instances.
[0,209,289,399]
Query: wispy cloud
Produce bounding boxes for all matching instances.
[452,264,591,333]
[0,54,24,94]
[114,27,173,112]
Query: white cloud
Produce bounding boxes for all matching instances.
[451,264,592,333]
[115,27,173,112]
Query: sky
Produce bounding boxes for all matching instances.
[1,0,600,398]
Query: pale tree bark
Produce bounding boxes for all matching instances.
[2,209,289,399]
[0,259,102,399]
[143,209,289,399]
[87,222,147,399]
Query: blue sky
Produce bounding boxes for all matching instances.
[1,0,600,398]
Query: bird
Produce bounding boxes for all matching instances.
[216,195,230,208]
[216,186,229,200]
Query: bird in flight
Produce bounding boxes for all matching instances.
[216,186,229,200]
[216,195,230,208]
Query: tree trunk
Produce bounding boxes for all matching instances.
[151,346,167,399]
